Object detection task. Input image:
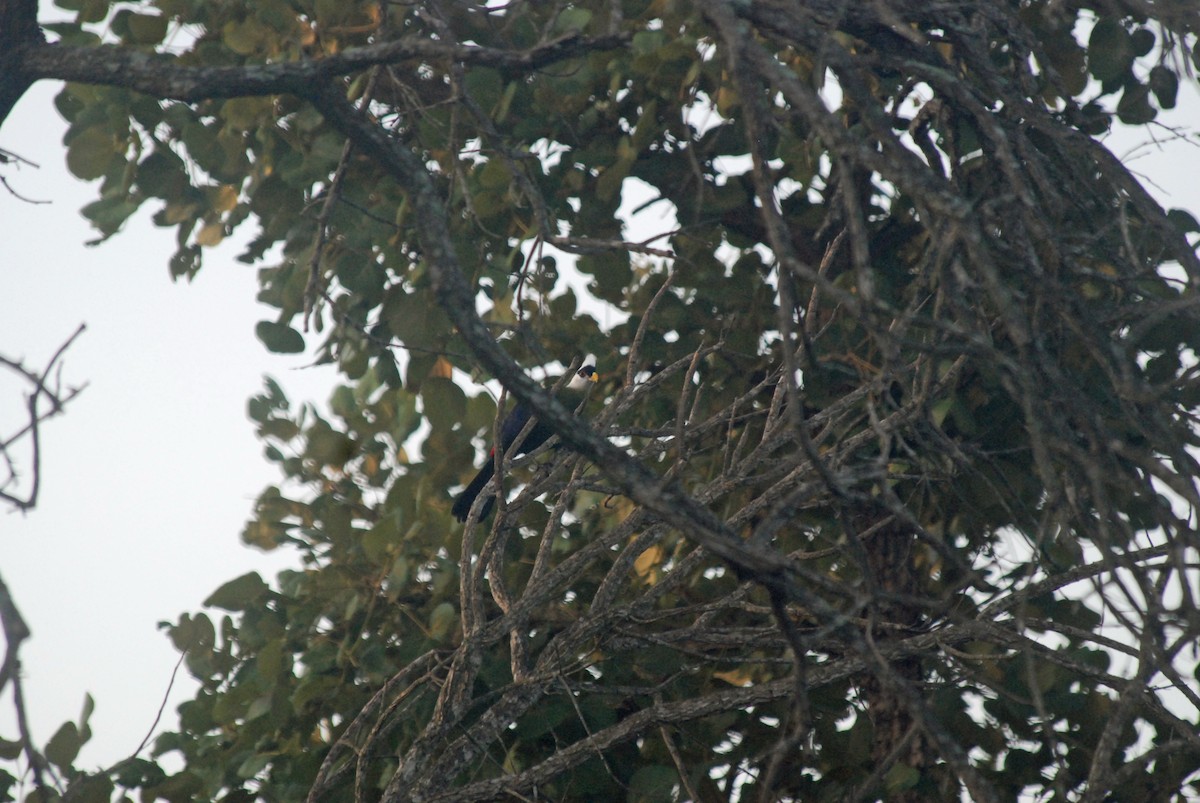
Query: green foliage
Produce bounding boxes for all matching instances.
[7,0,1200,801]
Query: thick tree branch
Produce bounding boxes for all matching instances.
[0,0,41,125]
[1,27,627,129]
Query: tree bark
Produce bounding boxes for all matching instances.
[858,516,956,801]
[0,0,42,126]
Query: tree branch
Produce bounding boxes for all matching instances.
[0,570,53,795]
[0,0,42,127]
[4,29,626,124]
[0,323,87,512]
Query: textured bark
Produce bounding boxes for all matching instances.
[0,0,41,125]
[859,518,938,802]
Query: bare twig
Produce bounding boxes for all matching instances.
[0,324,87,512]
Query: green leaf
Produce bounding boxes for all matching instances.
[136,150,187,199]
[109,756,166,788]
[477,158,511,190]
[1129,27,1155,57]
[44,721,81,773]
[222,18,268,56]
[1036,31,1087,97]
[884,764,921,793]
[305,420,356,465]
[329,385,357,420]
[471,189,506,220]
[245,693,274,721]
[387,556,410,594]
[236,751,274,780]
[1088,19,1134,82]
[362,511,402,563]
[1149,65,1179,109]
[257,638,287,678]
[384,288,451,351]
[74,0,112,24]
[62,772,114,803]
[421,377,467,432]
[464,67,504,111]
[931,396,955,427]
[66,126,120,180]
[578,250,632,304]
[255,320,305,354]
[554,7,591,33]
[222,96,273,130]
[164,612,215,652]
[596,150,634,201]
[81,195,140,237]
[204,571,269,611]
[628,765,678,803]
[429,601,457,640]
[128,13,168,44]
[633,30,666,56]
[78,693,94,742]
[1167,208,1200,234]
[113,10,168,44]
[1116,82,1156,125]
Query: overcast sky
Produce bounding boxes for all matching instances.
[2,74,1199,774]
[2,82,336,769]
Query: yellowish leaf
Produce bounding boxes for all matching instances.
[195,221,225,247]
[163,201,197,225]
[634,545,664,580]
[213,184,239,213]
[713,669,753,687]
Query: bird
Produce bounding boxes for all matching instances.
[452,364,599,522]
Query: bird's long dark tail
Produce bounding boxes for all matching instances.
[452,459,497,522]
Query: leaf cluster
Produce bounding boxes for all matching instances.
[3,0,1200,801]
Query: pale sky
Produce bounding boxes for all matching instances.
[2,73,1198,775]
[2,82,336,768]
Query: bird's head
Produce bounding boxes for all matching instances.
[568,364,599,390]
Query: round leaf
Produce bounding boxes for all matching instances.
[66,126,120,180]
[204,571,269,611]
[255,320,305,353]
[1088,19,1134,82]
[44,722,81,773]
[421,377,467,431]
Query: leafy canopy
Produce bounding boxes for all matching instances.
[3,0,1200,801]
